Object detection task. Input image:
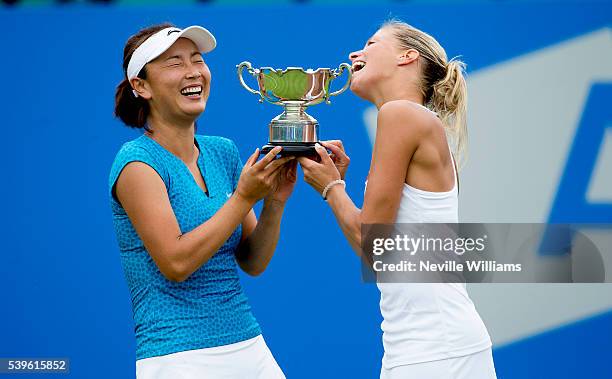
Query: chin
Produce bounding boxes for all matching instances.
[183,101,206,116]
[349,81,370,102]
[187,108,206,118]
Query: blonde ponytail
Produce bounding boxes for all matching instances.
[430,59,468,166]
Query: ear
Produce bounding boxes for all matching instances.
[397,49,420,66]
[130,78,152,100]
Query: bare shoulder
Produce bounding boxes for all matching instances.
[115,161,167,202]
[377,100,435,139]
[119,161,162,183]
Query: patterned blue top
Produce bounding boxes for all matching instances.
[109,134,261,360]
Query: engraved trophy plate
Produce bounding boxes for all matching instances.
[237,61,352,155]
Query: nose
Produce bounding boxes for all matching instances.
[186,70,202,79]
[349,50,362,62]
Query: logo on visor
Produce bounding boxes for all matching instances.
[167,29,180,36]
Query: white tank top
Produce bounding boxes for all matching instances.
[375,144,492,368]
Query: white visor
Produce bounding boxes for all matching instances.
[127,25,216,95]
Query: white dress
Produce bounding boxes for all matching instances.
[376,144,497,378]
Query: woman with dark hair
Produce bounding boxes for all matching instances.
[110,23,293,378]
[299,20,497,378]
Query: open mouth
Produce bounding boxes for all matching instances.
[352,61,366,73]
[180,85,203,98]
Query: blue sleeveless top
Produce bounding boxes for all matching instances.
[109,134,261,360]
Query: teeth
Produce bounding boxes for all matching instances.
[352,61,366,72]
[181,86,202,95]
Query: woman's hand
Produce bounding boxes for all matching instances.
[297,143,342,195]
[320,140,350,180]
[266,159,297,204]
[235,146,294,205]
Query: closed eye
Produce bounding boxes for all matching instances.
[166,58,182,67]
[192,52,204,63]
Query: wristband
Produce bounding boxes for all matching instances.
[322,179,346,200]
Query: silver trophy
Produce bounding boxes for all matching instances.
[237,61,352,155]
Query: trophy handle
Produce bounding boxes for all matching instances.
[327,63,352,104]
[237,61,264,103]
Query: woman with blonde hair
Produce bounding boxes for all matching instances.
[299,20,497,378]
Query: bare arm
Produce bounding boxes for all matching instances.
[116,147,292,282]
[235,159,297,275]
[234,200,285,276]
[299,101,425,256]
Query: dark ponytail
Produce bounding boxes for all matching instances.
[114,22,175,129]
[114,78,150,128]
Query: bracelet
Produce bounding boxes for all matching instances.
[322,179,346,200]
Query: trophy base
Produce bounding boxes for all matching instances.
[261,142,318,157]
